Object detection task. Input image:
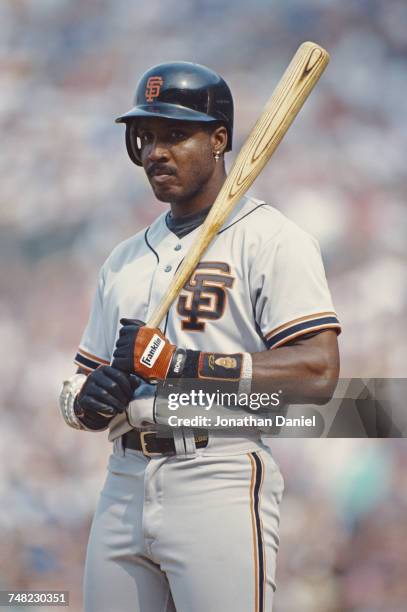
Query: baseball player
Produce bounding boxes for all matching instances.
[59,62,340,612]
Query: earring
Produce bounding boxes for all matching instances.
[213,151,221,161]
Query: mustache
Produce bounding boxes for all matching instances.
[147,164,176,178]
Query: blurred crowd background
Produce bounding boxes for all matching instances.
[1,0,406,610]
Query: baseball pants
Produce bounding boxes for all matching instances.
[84,436,284,612]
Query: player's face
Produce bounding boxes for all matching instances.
[136,118,221,206]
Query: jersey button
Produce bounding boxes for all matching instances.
[174,244,182,251]
[164,265,172,272]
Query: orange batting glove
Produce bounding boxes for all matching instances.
[112,319,177,382]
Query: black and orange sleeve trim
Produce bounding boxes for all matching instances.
[74,347,110,372]
[264,311,341,349]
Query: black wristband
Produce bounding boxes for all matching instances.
[167,349,243,387]
[167,349,200,379]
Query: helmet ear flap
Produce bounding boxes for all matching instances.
[125,122,142,166]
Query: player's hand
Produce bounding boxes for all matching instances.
[74,365,140,430]
[112,319,177,383]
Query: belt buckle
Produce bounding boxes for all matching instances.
[140,431,161,458]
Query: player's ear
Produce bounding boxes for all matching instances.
[210,125,228,155]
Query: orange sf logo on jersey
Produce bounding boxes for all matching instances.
[177,262,234,332]
[145,76,163,102]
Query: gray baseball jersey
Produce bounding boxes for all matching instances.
[75,196,340,612]
[75,196,340,437]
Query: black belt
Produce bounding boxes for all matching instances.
[122,429,208,458]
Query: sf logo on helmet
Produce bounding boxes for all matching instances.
[145,76,163,102]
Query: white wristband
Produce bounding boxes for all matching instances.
[238,352,252,396]
[58,373,87,430]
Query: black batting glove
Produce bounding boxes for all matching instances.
[74,365,140,430]
[112,318,145,374]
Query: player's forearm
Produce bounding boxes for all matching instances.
[251,330,339,404]
[112,321,339,406]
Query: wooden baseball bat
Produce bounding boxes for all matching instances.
[147,41,329,328]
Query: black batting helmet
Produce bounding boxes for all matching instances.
[115,61,234,166]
